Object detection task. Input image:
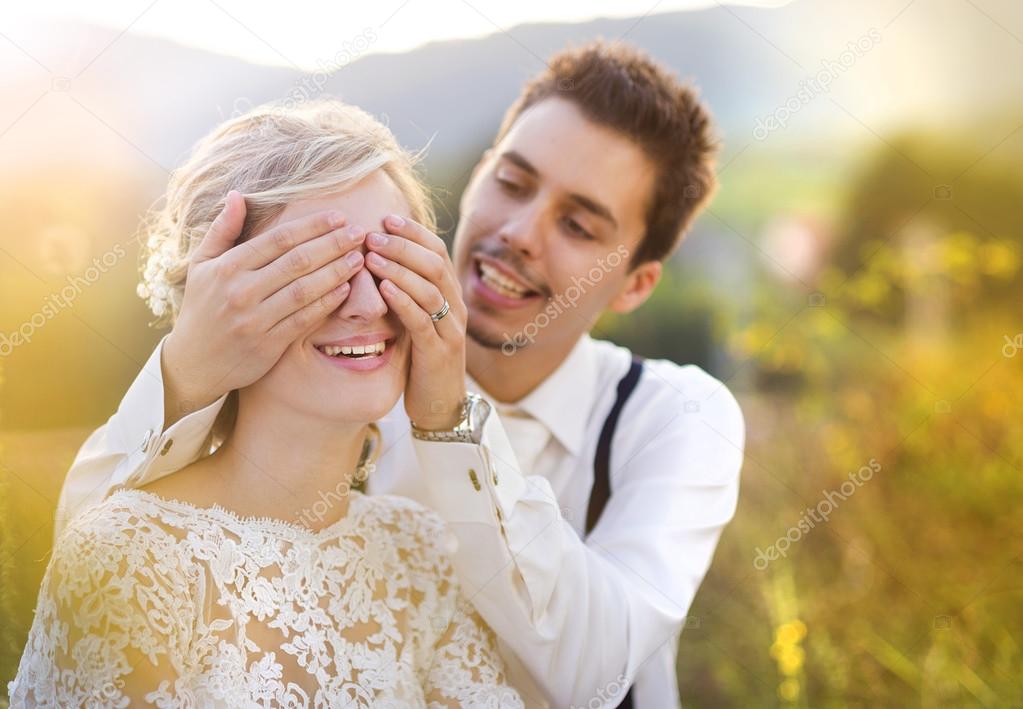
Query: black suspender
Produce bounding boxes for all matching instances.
[585,354,644,709]
[586,355,644,536]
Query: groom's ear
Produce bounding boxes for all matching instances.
[608,260,662,314]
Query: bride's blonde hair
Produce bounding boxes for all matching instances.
[137,97,435,326]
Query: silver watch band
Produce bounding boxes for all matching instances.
[410,393,490,444]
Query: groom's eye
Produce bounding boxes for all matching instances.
[561,216,595,241]
[493,167,528,196]
[495,176,523,194]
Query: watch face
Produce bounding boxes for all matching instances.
[470,397,492,432]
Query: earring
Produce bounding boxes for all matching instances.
[353,423,381,487]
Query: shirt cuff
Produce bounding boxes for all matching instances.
[412,410,529,527]
[108,334,228,488]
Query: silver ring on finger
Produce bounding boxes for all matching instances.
[430,299,450,322]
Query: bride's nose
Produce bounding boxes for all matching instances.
[334,265,387,323]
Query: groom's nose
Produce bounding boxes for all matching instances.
[498,202,545,260]
[334,265,387,323]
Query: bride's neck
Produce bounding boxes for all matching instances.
[207,397,370,530]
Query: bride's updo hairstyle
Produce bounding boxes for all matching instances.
[137,98,435,327]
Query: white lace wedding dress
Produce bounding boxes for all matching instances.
[9,489,523,708]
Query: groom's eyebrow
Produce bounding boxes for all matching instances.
[500,150,618,228]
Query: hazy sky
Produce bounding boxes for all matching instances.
[10,0,793,70]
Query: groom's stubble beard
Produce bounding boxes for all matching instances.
[466,321,513,350]
[461,241,551,352]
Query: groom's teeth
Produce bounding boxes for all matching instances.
[318,341,386,358]
[479,262,531,299]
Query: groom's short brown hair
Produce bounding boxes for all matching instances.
[495,40,719,267]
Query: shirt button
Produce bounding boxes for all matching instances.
[468,468,481,492]
[159,438,174,456]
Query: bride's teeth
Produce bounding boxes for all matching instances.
[318,341,386,358]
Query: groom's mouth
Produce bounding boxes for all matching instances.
[471,256,543,309]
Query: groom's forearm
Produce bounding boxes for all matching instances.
[160,331,222,430]
[55,335,227,537]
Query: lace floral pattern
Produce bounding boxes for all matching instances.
[9,490,523,708]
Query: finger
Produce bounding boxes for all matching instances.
[267,281,351,342]
[193,190,246,262]
[366,231,457,298]
[379,278,441,345]
[365,252,446,315]
[260,248,365,325]
[229,209,346,272]
[382,215,448,258]
[257,225,366,299]
[367,253,463,340]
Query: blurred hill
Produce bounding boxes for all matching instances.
[3,0,1022,168]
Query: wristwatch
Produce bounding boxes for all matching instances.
[411,392,492,444]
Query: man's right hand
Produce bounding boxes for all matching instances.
[160,190,366,428]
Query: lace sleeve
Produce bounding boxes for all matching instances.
[8,504,194,708]
[424,594,524,708]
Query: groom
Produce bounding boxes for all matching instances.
[56,41,744,708]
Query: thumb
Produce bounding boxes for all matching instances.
[194,190,246,261]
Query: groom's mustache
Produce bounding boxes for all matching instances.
[469,242,552,299]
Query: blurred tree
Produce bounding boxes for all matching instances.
[833,131,1023,324]
[597,268,722,372]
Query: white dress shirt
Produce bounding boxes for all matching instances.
[55,333,745,708]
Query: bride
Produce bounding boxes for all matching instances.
[9,99,522,707]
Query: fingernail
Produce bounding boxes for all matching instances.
[368,232,388,247]
[345,251,363,266]
[347,228,365,243]
[367,252,386,267]
[329,211,345,228]
[386,215,405,228]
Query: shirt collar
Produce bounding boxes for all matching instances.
[468,335,598,457]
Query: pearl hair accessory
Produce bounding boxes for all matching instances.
[136,232,181,323]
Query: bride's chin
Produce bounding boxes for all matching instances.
[312,395,400,424]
